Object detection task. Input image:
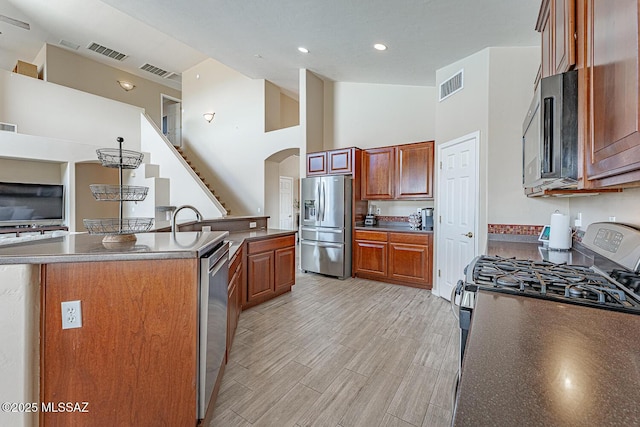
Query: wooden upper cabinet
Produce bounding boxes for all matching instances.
[362,147,395,199]
[327,148,354,175]
[583,0,640,187]
[396,141,434,199]
[307,152,327,176]
[307,148,360,176]
[553,0,576,74]
[538,0,576,77]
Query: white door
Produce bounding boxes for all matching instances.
[436,132,479,301]
[279,176,294,229]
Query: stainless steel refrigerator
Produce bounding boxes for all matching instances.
[300,175,352,279]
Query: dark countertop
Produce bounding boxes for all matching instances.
[0,231,228,264]
[355,224,433,234]
[227,228,297,258]
[453,290,640,426]
[486,239,595,266]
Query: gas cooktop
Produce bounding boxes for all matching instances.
[466,255,640,314]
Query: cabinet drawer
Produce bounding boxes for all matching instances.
[354,229,388,242]
[229,245,243,276]
[248,235,295,254]
[389,232,430,245]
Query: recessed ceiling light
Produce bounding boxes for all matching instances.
[298,47,309,54]
[374,43,387,51]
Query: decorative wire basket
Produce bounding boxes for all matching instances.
[83,217,154,235]
[89,184,149,202]
[96,148,144,169]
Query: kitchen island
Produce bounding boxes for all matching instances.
[0,231,227,427]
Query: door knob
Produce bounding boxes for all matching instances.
[462,232,473,238]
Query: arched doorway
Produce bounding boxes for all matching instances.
[264,148,300,230]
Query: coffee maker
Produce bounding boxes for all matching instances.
[421,208,434,231]
[365,204,377,226]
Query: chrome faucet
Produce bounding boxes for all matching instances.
[171,205,203,234]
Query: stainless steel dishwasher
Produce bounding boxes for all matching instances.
[198,241,229,419]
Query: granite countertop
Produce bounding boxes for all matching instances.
[486,239,594,266]
[453,290,640,426]
[0,231,228,264]
[355,222,433,234]
[227,228,297,258]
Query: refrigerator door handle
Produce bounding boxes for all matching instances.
[321,181,326,221]
[316,183,321,221]
[301,240,343,249]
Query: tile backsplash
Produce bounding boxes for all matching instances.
[488,224,543,236]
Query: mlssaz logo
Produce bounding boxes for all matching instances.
[41,402,89,413]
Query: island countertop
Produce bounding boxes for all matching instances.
[0,231,228,264]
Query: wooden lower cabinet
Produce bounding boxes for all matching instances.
[354,229,432,289]
[354,240,388,278]
[243,234,296,309]
[41,259,198,427]
[227,247,243,361]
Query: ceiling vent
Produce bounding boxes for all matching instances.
[59,39,80,50]
[439,69,464,102]
[140,63,172,78]
[166,73,182,84]
[0,14,30,30]
[87,42,127,61]
[0,122,17,133]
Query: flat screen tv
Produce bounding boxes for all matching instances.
[0,182,64,227]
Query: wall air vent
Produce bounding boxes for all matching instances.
[439,69,464,102]
[87,42,127,61]
[0,122,17,133]
[140,63,171,78]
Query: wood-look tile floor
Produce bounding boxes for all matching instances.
[211,269,459,427]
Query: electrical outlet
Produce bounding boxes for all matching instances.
[257,208,261,213]
[609,216,616,222]
[61,300,82,329]
[249,222,257,228]
[376,208,381,214]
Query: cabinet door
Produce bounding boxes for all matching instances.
[327,148,353,175]
[362,147,395,199]
[307,152,327,176]
[247,252,274,301]
[541,3,553,78]
[388,243,430,287]
[226,272,238,360]
[396,141,434,199]
[354,240,388,277]
[553,0,576,74]
[274,246,296,291]
[585,0,640,186]
[41,260,198,426]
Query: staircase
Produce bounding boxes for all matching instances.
[175,147,230,215]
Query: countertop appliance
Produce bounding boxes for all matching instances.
[364,204,377,226]
[453,222,640,375]
[198,240,229,419]
[300,175,352,279]
[421,208,434,231]
[522,69,578,192]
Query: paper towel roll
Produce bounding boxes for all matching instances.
[549,211,571,250]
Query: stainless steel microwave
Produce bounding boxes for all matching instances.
[522,70,578,191]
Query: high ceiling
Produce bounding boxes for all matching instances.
[1,0,540,93]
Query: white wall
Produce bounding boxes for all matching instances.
[487,47,569,225]
[0,264,40,427]
[569,188,640,229]
[331,82,436,149]
[181,58,302,216]
[0,69,142,151]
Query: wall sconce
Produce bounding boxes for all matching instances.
[117,80,135,91]
[203,112,215,123]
